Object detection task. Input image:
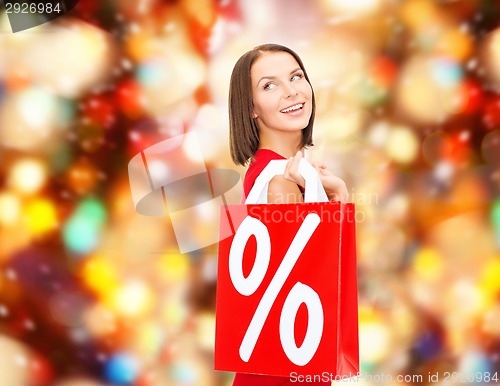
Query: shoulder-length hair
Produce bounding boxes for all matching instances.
[229,44,315,166]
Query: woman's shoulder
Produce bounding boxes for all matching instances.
[243,149,285,198]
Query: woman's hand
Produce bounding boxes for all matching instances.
[284,150,348,202]
[311,161,348,202]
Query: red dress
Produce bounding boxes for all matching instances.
[233,149,330,386]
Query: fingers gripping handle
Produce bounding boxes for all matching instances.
[245,159,329,204]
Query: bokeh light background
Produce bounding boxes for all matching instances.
[1,0,500,385]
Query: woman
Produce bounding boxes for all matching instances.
[228,44,348,386]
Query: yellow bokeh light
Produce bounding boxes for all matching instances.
[82,256,120,296]
[447,280,491,318]
[479,258,500,295]
[158,252,190,283]
[131,321,164,358]
[330,0,381,14]
[385,125,419,164]
[358,305,392,364]
[0,334,31,386]
[111,280,154,318]
[359,322,391,363]
[8,159,47,194]
[400,0,439,31]
[437,27,473,62]
[196,312,216,351]
[23,198,58,235]
[0,89,62,151]
[0,192,21,226]
[319,0,381,16]
[358,304,378,324]
[412,247,444,280]
[161,300,188,330]
[125,29,158,61]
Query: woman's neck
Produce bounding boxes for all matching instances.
[258,131,303,158]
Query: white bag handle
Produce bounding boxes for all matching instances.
[245,159,329,204]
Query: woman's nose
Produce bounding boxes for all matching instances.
[283,83,298,98]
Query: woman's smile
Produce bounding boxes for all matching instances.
[280,102,305,115]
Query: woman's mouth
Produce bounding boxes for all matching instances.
[280,103,304,113]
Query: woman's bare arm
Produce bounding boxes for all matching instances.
[267,175,304,204]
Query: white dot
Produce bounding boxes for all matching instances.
[129,23,140,34]
[8,159,47,194]
[121,58,133,71]
[459,130,470,141]
[0,305,9,317]
[148,160,170,183]
[15,355,28,367]
[5,269,17,281]
[368,121,390,147]
[434,162,454,182]
[467,58,477,71]
[129,131,141,142]
[96,352,107,362]
[459,22,469,33]
[24,319,36,331]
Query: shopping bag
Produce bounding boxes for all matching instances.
[215,159,359,378]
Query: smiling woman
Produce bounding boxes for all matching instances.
[225,43,348,386]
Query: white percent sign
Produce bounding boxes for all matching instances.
[229,213,324,366]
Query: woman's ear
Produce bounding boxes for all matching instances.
[252,111,258,119]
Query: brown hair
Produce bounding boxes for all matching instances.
[229,44,315,166]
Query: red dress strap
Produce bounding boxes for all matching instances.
[243,149,286,199]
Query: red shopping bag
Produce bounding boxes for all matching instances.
[215,159,359,378]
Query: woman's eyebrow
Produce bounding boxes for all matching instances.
[256,67,302,85]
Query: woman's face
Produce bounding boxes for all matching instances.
[250,51,313,137]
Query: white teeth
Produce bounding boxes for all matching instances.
[281,103,303,113]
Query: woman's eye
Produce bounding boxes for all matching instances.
[291,73,303,81]
[263,83,276,90]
